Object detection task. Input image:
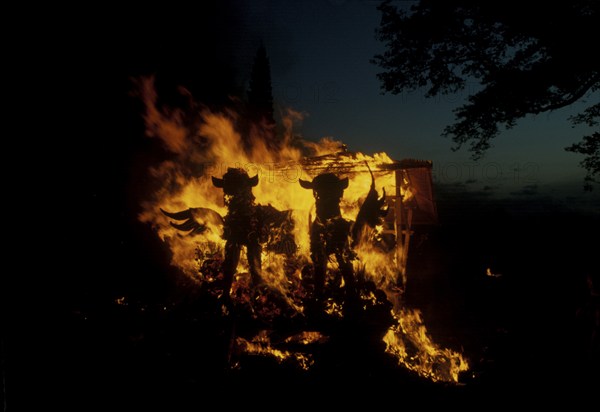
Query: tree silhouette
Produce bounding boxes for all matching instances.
[248,43,276,127]
[245,43,280,150]
[566,132,599,191]
[372,0,599,189]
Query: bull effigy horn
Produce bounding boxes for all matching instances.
[212,176,224,188]
[379,187,387,204]
[249,174,259,187]
[160,208,192,220]
[339,177,349,190]
[299,179,313,189]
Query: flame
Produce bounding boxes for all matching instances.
[283,331,329,345]
[137,76,408,297]
[235,330,314,370]
[136,77,467,382]
[383,306,469,383]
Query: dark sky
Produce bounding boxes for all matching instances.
[50,0,598,211]
[214,0,597,203]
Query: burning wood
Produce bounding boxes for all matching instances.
[137,77,468,383]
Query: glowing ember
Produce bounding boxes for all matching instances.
[137,76,468,382]
[284,331,329,345]
[235,330,314,370]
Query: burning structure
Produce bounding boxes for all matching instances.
[300,152,437,290]
[137,76,468,383]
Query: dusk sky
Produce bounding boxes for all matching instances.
[223,0,598,200]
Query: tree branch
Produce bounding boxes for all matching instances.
[536,72,600,113]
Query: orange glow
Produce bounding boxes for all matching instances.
[383,307,469,382]
[137,77,468,382]
[235,330,314,370]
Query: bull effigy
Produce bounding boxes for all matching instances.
[299,166,387,310]
[162,165,386,308]
[163,167,295,302]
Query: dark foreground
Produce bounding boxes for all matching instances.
[6,194,599,410]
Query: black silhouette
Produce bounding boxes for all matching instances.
[373,0,600,189]
[163,168,295,299]
[351,165,388,247]
[211,168,263,299]
[300,173,355,303]
[161,207,224,235]
[565,132,600,191]
[247,43,275,128]
[299,171,387,305]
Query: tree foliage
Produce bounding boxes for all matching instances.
[565,132,599,191]
[372,0,600,188]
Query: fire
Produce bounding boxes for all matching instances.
[383,307,469,382]
[234,330,314,370]
[137,77,468,382]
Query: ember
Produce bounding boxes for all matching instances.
[138,77,468,382]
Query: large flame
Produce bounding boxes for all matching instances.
[137,77,467,382]
[383,306,469,382]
